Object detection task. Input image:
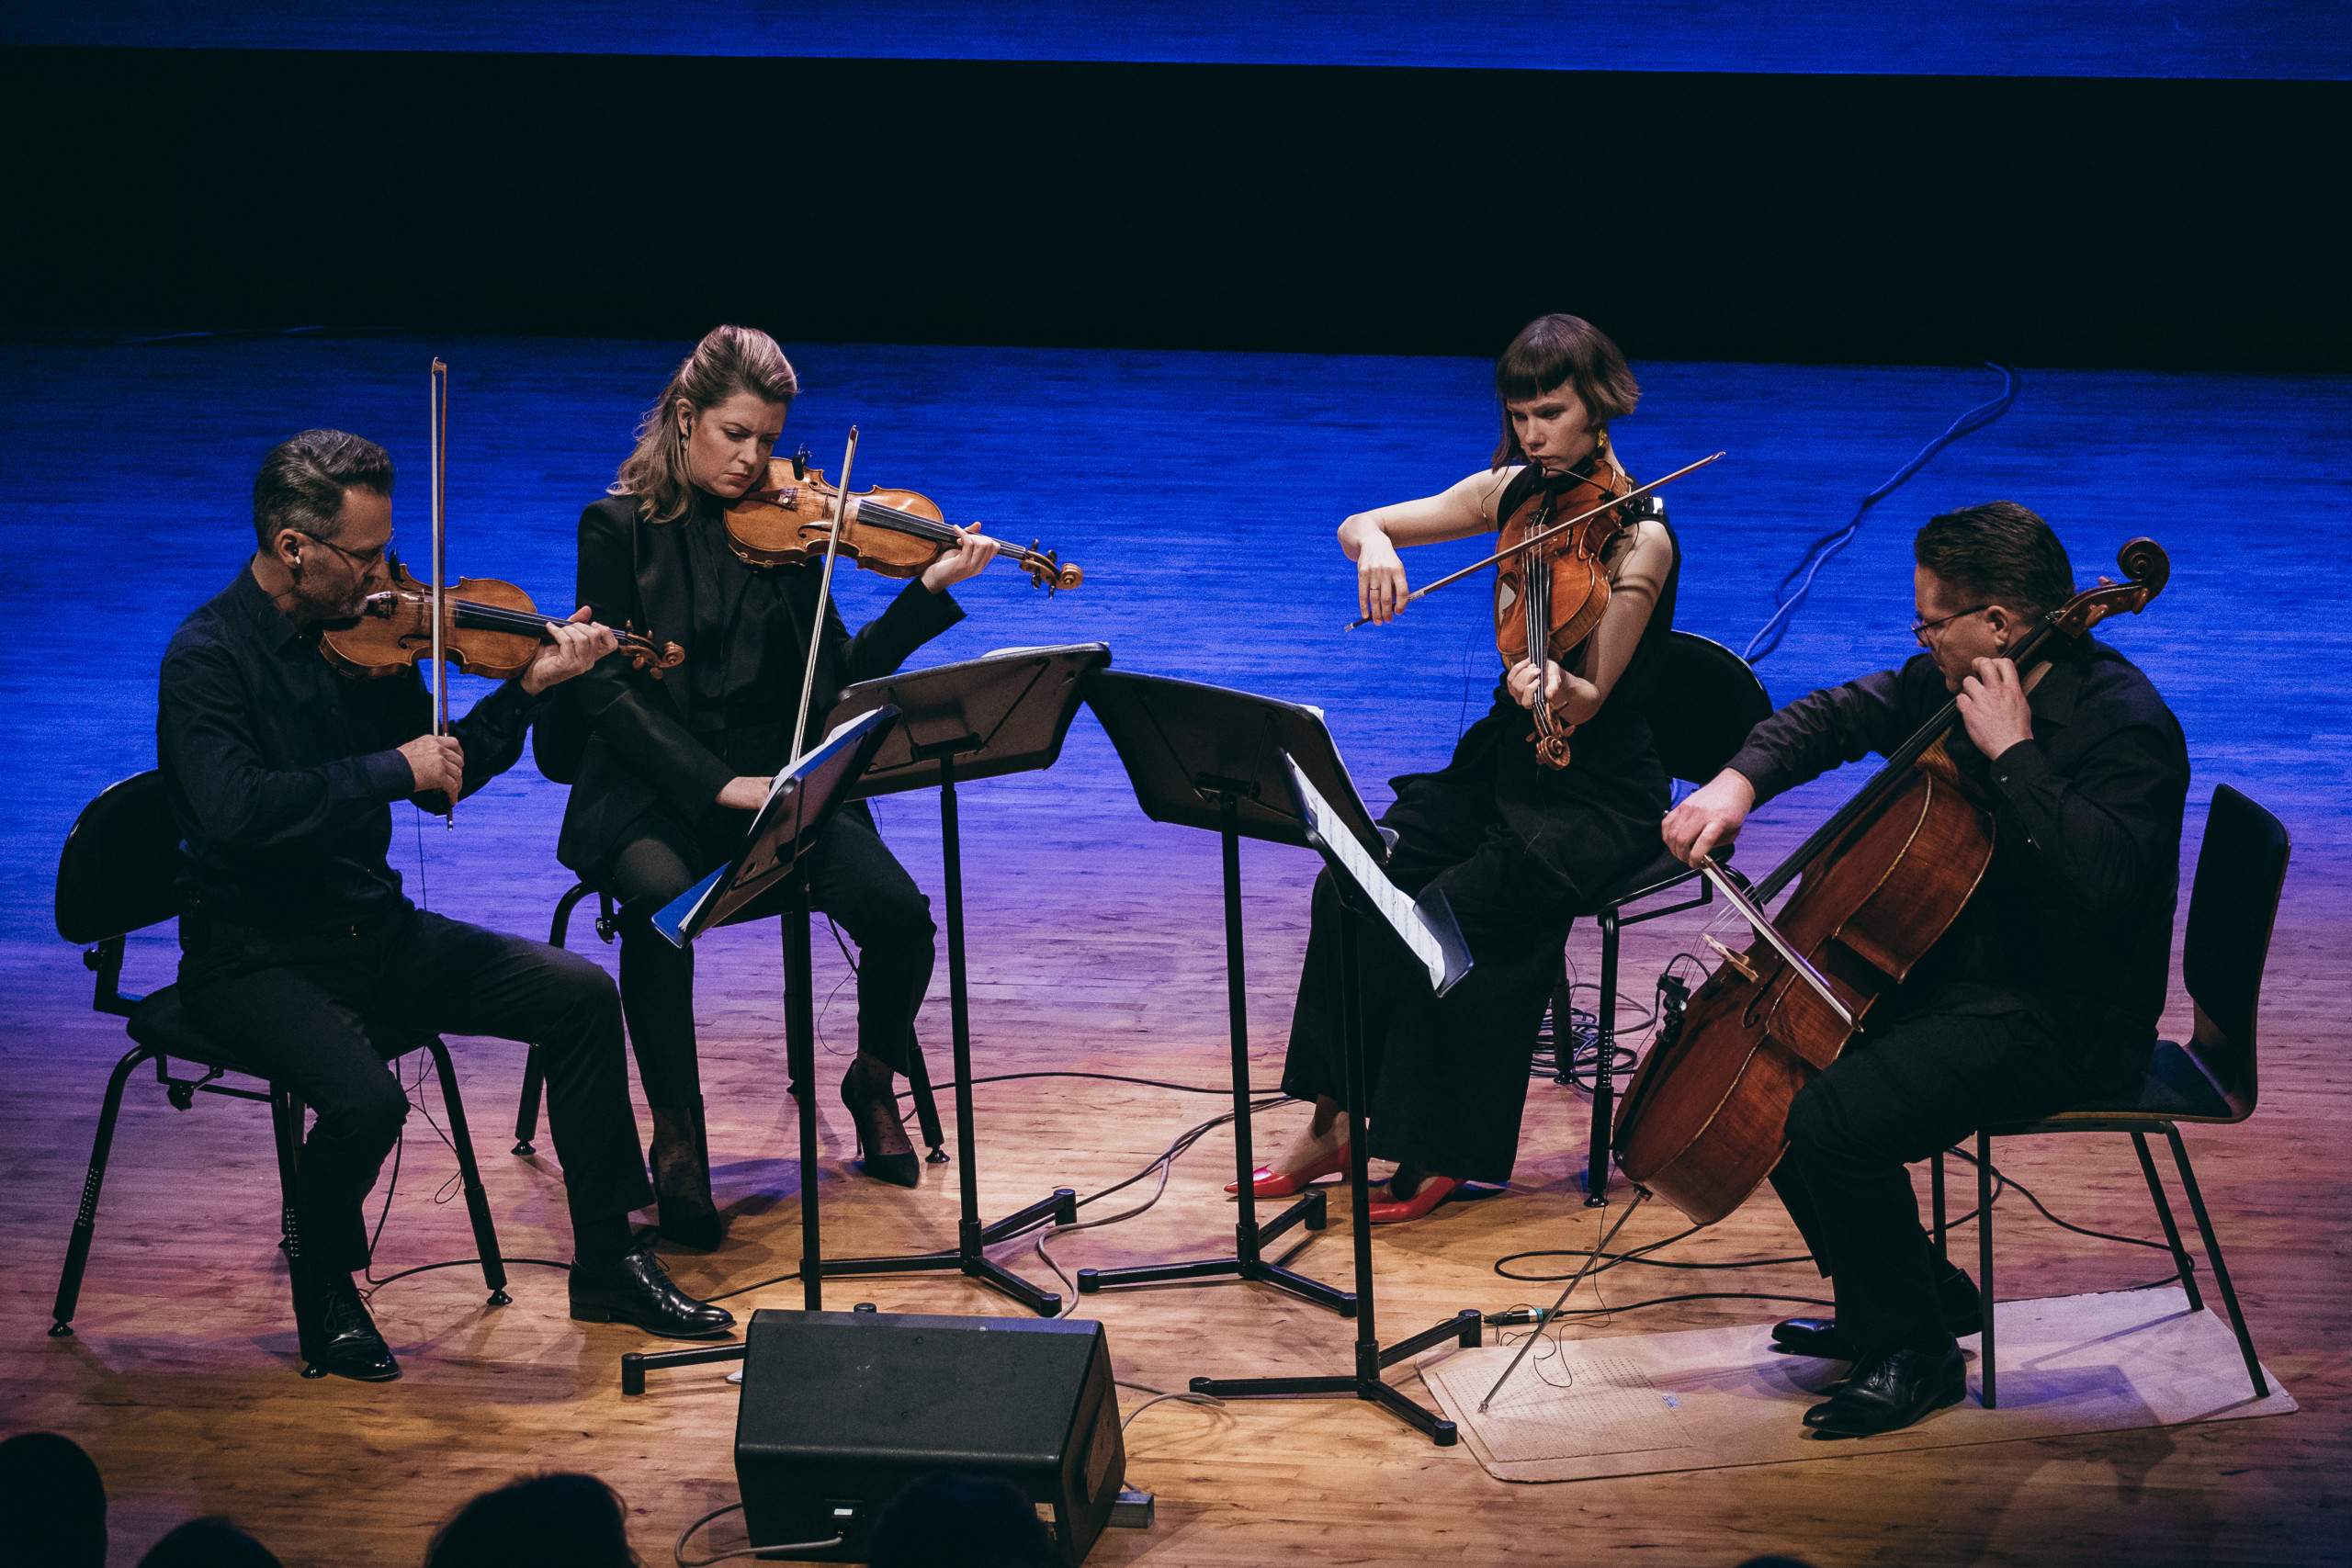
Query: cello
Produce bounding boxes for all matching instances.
[1474,537,2171,1410]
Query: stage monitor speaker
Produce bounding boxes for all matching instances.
[734,1307,1125,1564]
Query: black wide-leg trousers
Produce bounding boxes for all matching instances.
[600,800,936,1107]
[1768,981,2150,1359]
[181,906,652,1271]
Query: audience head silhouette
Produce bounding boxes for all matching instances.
[0,1430,107,1568]
[137,1517,281,1568]
[867,1472,1053,1568]
[425,1473,639,1568]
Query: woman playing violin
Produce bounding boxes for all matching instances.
[550,324,998,1247]
[1250,313,1680,1222]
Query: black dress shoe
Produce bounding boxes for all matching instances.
[1772,1269,1983,1360]
[1803,1338,1966,1437]
[302,1272,401,1382]
[569,1247,736,1339]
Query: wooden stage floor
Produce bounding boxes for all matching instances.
[2,336,2346,1565]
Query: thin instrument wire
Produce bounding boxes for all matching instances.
[787,425,858,770]
[1477,1190,1647,1412]
[1344,451,1723,629]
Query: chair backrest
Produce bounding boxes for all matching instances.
[1645,631,1774,785]
[56,770,181,945]
[2182,784,2290,1118]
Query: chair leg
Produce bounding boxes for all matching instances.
[429,1042,511,1305]
[50,1044,155,1337]
[903,1033,949,1163]
[1977,1131,1996,1410]
[517,886,595,1156]
[512,1043,548,1157]
[1549,953,1575,1086]
[2131,1131,2202,1311]
[1585,908,1620,1207]
[273,1087,330,1376]
[2162,1126,2268,1401]
[1931,1149,1947,1262]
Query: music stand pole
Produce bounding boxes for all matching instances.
[808,647,1111,1315]
[783,882,823,1312]
[1075,789,1351,1314]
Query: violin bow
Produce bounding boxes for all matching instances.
[1344,451,1725,630]
[428,358,454,828]
[786,425,860,770]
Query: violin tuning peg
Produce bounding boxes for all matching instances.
[792,446,809,480]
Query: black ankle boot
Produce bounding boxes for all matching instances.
[648,1100,723,1250]
[294,1261,400,1382]
[841,1055,920,1189]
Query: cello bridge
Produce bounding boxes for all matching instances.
[1702,934,1760,985]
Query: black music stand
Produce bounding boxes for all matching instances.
[800,643,1114,1316]
[652,705,901,1316]
[1070,671,1366,1314]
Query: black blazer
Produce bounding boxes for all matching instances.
[546,492,964,874]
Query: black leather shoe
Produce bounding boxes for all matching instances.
[1772,1269,1983,1360]
[302,1272,401,1382]
[1803,1338,1966,1436]
[569,1247,736,1339]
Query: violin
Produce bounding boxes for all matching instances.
[1495,451,1636,769]
[722,452,1082,592]
[1611,538,2175,1228]
[319,561,685,682]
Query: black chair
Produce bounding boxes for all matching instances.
[1930,783,2286,1409]
[511,881,949,1162]
[49,771,508,1372]
[1557,631,1772,1204]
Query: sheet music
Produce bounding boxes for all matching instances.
[1283,754,1469,996]
[654,708,891,948]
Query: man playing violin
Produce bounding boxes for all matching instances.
[1664,502,2189,1436]
[158,429,734,1382]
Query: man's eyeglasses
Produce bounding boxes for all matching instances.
[1911,604,1988,648]
[299,532,393,573]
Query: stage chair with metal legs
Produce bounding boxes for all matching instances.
[511,881,948,1162]
[49,771,509,1367]
[1932,783,2289,1408]
[1559,631,1772,1204]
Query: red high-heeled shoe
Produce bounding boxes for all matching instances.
[1225,1143,1349,1198]
[1368,1174,1464,1224]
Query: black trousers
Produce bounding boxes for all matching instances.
[180,904,652,1272]
[1768,981,2152,1358]
[600,800,936,1107]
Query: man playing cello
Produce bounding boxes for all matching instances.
[1663,502,2188,1436]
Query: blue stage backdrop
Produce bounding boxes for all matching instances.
[3,334,2345,955]
[6,2,2346,79]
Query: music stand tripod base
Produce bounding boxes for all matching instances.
[814,646,1112,1317]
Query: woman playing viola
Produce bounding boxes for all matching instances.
[1250,313,1681,1222]
[549,324,997,1247]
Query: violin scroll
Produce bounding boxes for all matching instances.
[2047,537,2170,641]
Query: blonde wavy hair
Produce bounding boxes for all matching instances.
[611,324,799,524]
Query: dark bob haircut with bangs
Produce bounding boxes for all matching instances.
[1491,314,1640,469]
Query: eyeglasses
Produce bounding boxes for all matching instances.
[1911,604,1988,648]
[299,532,392,573]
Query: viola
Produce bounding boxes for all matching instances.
[321,561,684,682]
[723,453,1081,592]
[1494,454,1635,768]
[1611,538,2175,1227]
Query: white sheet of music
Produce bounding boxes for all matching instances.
[1283,755,1453,994]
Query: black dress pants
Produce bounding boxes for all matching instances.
[600,799,936,1106]
[180,904,652,1272]
[1769,981,2151,1359]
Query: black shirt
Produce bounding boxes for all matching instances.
[680,494,801,721]
[1724,638,2189,1030]
[157,565,542,930]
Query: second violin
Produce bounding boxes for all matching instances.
[722,452,1082,592]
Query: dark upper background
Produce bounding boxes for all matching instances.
[3,3,2346,369]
